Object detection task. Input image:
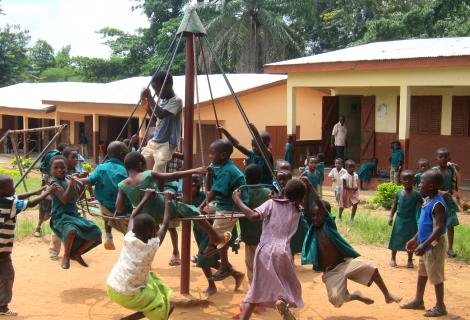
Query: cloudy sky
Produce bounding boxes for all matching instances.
[1,0,149,58]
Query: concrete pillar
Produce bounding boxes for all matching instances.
[54,112,61,148]
[287,86,297,138]
[398,85,411,168]
[139,115,146,140]
[441,92,452,136]
[23,116,29,155]
[92,114,99,164]
[69,121,76,145]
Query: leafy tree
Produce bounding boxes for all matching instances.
[40,66,81,82]
[29,39,55,75]
[55,45,72,68]
[72,56,127,82]
[0,25,30,86]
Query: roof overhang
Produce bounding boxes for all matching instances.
[0,105,56,114]
[264,56,470,74]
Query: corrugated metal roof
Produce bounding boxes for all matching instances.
[0,74,286,111]
[266,37,470,66]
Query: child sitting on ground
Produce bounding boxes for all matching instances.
[388,170,422,268]
[0,175,52,317]
[432,147,459,258]
[198,139,247,282]
[107,190,173,320]
[232,179,307,320]
[328,158,347,205]
[401,170,448,317]
[80,141,133,250]
[218,126,274,186]
[300,187,402,309]
[116,152,229,259]
[339,160,360,221]
[358,158,378,190]
[49,156,102,269]
[415,158,430,188]
[389,141,404,185]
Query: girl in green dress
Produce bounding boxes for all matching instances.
[358,158,378,190]
[49,156,102,269]
[388,170,422,268]
[300,156,319,226]
[433,147,459,257]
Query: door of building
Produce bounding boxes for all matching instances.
[360,96,376,162]
[321,96,339,163]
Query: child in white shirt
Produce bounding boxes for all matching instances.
[328,158,347,204]
[339,160,360,222]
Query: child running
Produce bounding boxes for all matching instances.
[401,170,448,317]
[357,158,378,190]
[80,141,133,250]
[388,170,422,268]
[49,156,102,269]
[198,139,247,281]
[0,174,52,317]
[301,185,401,309]
[328,158,347,205]
[415,158,430,188]
[232,179,307,320]
[339,160,360,221]
[107,190,173,320]
[432,147,459,258]
[218,126,274,186]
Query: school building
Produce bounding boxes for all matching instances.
[0,74,327,166]
[265,37,470,183]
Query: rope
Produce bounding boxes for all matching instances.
[139,31,185,150]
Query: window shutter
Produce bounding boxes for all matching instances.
[428,102,441,135]
[410,98,418,133]
[452,96,470,137]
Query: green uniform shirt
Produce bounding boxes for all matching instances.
[247,151,273,186]
[239,187,270,245]
[210,159,248,211]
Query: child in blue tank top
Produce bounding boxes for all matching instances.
[401,170,448,317]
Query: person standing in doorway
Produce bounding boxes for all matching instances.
[141,71,182,173]
[332,116,347,161]
[78,132,88,158]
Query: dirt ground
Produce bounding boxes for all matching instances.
[9,221,470,320]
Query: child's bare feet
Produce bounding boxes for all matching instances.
[232,271,245,291]
[71,254,89,267]
[104,238,116,250]
[389,259,397,268]
[406,261,414,268]
[204,285,217,296]
[350,291,374,305]
[168,255,181,266]
[385,293,402,304]
[61,257,70,269]
[400,299,425,310]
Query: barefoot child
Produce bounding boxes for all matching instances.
[388,170,422,268]
[198,139,247,282]
[107,190,173,320]
[415,158,430,188]
[80,141,132,250]
[358,158,378,190]
[401,170,448,317]
[49,156,102,269]
[301,192,401,309]
[390,141,404,185]
[339,160,360,221]
[0,175,52,317]
[218,126,274,186]
[328,158,347,205]
[233,179,307,320]
[432,147,459,258]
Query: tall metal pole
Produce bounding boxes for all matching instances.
[181,31,195,295]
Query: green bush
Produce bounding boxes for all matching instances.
[10,156,33,169]
[0,167,20,177]
[372,182,402,210]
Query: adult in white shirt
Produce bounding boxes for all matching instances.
[331,116,347,161]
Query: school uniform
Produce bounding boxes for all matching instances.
[328,168,347,203]
[246,151,273,186]
[388,190,421,251]
[339,172,360,208]
[390,148,404,184]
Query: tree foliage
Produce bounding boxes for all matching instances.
[0,25,30,86]
[29,39,55,75]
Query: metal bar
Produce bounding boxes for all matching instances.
[10,134,28,192]
[0,125,63,145]
[180,31,195,295]
[14,124,67,189]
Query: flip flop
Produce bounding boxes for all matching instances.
[200,232,232,257]
[424,305,447,317]
[0,309,18,316]
[33,230,41,238]
[210,267,234,282]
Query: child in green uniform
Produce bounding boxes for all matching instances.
[389,141,404,184]
[432,147,459,257]
[49,156,102,269]
[217,126,274,186]
[388,170,422,268]
[316,153,325,198]
[284,135,294,167]
[415,158,430,188]
[301,156,320,225]
[358,158,378,190]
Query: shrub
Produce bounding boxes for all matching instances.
[10,156,33,169]
[372,182,402,209]
[0,167,20,177]
[83,162,93,172]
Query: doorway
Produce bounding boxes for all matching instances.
[338,96,362,162]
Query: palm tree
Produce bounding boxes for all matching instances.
[201,0,304,72]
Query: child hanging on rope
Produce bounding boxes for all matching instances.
[339,160,360,222]
[401,170,448,317]
[191,174,243,296]
[80,141,133,250]
[301,178,402,309]
[107,190,174,320]
[415,158,430,188]
[116,152,230,258]
[328,158,347,205]
[198,139,247,282]
[217,126,274,186]
[49,156,102,269]
[432,147,459,258]
[232,179,307,320]
[0,174,52,317]
[388,170,422,268]
[141,71,182,173]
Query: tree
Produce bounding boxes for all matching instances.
[203,0,303,72]
[0,25,30,86]
[72,56,127,82]
[40,66,81,82]
[55,45,72,68]
[29,39,55,76]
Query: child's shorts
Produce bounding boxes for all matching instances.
[213,211,239,235]
[322,258,377,308]
[418,237,446,285]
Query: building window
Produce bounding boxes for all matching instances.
[451,96,470,137]
[410,96,442,135]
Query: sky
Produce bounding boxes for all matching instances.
[1,0,150,58]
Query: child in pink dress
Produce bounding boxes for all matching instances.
[232,179,307,320]
[339,160,360,221]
